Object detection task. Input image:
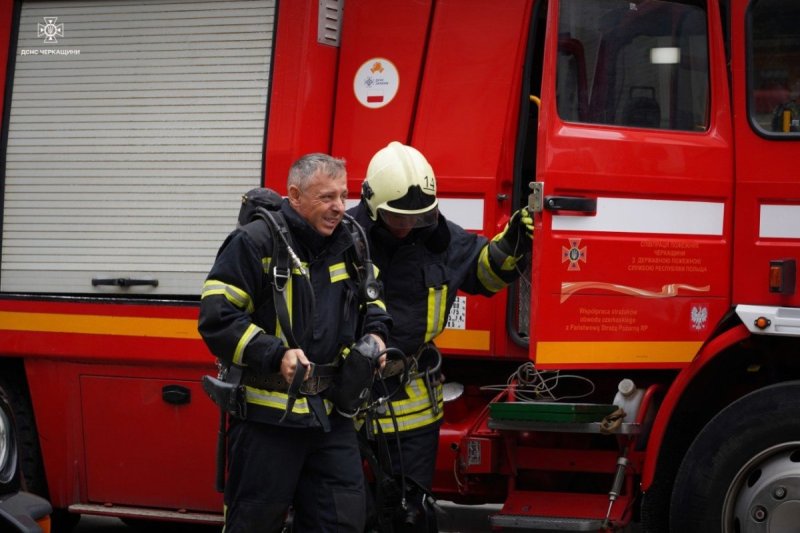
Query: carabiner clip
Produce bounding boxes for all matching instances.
[272,266,290,292]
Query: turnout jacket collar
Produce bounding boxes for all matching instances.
[352,200,451,254]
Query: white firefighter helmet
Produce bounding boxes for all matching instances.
[361,142,438,229]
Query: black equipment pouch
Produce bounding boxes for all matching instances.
[330,335,382,417]
[200,364,245,493]
[201,365,246,420]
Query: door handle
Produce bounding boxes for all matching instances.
[162,385,191,405]
[543,195,597,214]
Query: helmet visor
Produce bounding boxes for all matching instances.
[379,207,438,230]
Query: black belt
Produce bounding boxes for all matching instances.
[381,359,408,379]
[381,343,442,379]
[243,362,339,395]
[375,343,443,417]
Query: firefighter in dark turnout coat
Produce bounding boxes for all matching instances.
[199,153,392,533]
[348,142,532,531]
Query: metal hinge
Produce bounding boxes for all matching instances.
[528,181,544,214]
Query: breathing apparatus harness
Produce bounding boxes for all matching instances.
[201,189,384,491]
[358,344,443,532]
[249,205,385,420]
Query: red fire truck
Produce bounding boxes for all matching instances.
[1,0,798,531]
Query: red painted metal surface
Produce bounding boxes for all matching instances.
[24,359,221,511]
[3,297,218,510]
[264,0,339,193]
[81,375,219,510]
[498,490,630,522]
[640,323,751,489]
[331,0,433,182]
[730,1,800,307]
[2,0,799,526]
[0,299,208,364]
[529,0,734,370]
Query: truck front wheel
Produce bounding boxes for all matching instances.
[0,389,20,492]
[669,381,800,532]
[0,364,79,532]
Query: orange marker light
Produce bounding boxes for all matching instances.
[769,259,796,295]
[754,317,771,330]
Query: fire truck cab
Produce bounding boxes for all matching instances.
[1,0,799,531]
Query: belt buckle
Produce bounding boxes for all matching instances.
[301,376,322,395]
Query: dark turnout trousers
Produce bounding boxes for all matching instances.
[224,414,366,533]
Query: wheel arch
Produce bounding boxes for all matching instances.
[639,322,800,530]
[0,357,49,497]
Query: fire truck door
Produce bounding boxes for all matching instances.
[730,0,800,309]
[528,0,733,369]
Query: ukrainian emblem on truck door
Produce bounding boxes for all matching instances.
[562,239,587,271]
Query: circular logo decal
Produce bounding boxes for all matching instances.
[353,58,399,109]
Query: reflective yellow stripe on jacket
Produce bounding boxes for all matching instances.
[202,279,254,313]
[202,280,264,365]
[274,275,293,347]
[329,262,349,283]
[477,245,507,293]
[234,323,263,366]
[424,286,448,342]
[245,386,334,416]
[371,378,443,434]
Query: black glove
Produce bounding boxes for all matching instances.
[329,334,383,417]
[351,334,383,366]
[492,207,533,260]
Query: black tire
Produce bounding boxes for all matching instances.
[0,390,20,493]
[0,364,80,532]
[669,381,800,532]
[0,368,46,498]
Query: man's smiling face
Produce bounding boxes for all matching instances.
[289,171,348,236]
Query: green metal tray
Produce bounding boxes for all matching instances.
[489,401,617,423]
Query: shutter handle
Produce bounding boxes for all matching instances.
[92,277,159,287]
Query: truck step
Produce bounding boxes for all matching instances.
[68,503,223,525]
[490,513,604,531]
[489,490,629,531]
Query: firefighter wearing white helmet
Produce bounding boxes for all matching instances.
[361,141,439,238]
[349,141,533,531]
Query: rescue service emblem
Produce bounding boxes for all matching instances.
[562,239,587,271]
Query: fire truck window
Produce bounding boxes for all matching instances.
[749,0,800,135]
[556,0,709,131]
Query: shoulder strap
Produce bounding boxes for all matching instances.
[249,208,314,423]
[342,215,381,302]
[250,207,303,350]
[342,217,366,264]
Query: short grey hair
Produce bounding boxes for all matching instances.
[287,153,347,190]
